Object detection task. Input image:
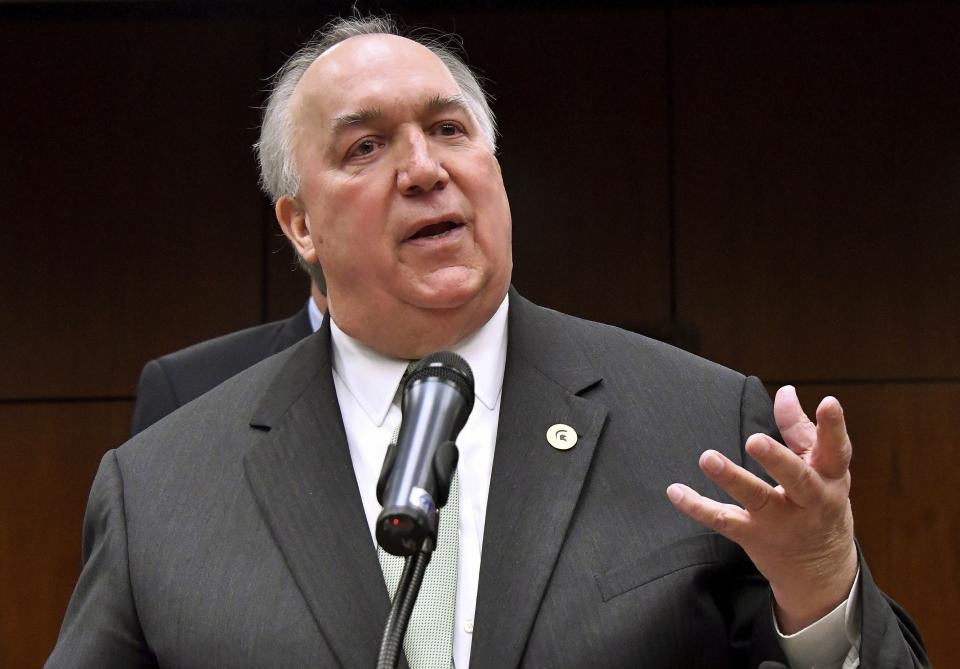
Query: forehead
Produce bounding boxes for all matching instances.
[292,34,461,128]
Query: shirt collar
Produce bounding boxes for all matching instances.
[307,295,324,332]
[330,294,509,427]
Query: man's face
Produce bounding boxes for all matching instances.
[280,34,512,352]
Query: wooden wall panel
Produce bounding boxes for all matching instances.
[264,209,312,323]
[260,19,318,323]
[673,4,960,380]
[461,10,671,328]
[766,382,960,668]
[0,17,266,399]
[0,401,132,669]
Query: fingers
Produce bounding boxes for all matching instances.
[811,396,853,480]
[775,386,853,481]
[744,435,823,507]
[697,439,823,509]
[698,449,775,512]
[669,386,853,543]
[773,385,816,454]
[666,483,750,540]
[678,430,843,527]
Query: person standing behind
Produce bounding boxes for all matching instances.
[130,280,326,435]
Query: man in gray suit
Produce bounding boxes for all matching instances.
[48,15,927,668]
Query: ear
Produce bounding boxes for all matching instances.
[275,195,317,263]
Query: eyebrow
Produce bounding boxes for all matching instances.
[330,94,472,136]
[331,106,382,135]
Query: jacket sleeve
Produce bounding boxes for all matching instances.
[130,359,179,437]
[45,451,156,668]
[855,549,931,667]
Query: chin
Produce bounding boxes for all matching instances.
[411,269,487,311]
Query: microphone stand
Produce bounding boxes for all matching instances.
[376,540,433,669]
[376,447,458,669]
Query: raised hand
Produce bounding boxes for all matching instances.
[667,385,858,633]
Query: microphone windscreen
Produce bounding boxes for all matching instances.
[404,351,474,407]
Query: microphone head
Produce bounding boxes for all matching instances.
[402,350,475,412]
[377,351,475,556]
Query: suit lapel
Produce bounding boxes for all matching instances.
[242,317,397,669]
[471,292,608,667]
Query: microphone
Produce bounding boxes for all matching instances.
[376,351,475,557]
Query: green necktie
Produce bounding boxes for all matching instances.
[377,429,459,669]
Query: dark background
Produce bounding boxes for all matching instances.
[2,1,958,666]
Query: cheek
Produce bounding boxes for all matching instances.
[475,166,512,243]
[307,180,371,247]
[311,192,393,272]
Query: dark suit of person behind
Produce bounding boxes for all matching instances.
[130,305,312,435]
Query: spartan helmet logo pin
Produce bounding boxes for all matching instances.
[546,424,577,450]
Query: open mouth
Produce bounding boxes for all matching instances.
[406,220,463,241]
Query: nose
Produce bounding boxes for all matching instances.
[396,130,448,195]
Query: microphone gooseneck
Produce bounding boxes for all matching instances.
[375,351,474,557]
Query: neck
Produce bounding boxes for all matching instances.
[329,288,508,359]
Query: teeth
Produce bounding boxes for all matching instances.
[410,220,459,240]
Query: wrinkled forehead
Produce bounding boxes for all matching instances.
[291,34,462,134]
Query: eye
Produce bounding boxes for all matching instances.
[347,137,383,159]
[434,122,464,138]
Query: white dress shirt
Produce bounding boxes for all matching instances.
[319,294,860,668]
[330,295,508,669]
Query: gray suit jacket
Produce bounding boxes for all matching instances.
[48,291,928,667]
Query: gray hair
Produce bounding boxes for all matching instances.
[254,15,498,294]
[255,14,498,204]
